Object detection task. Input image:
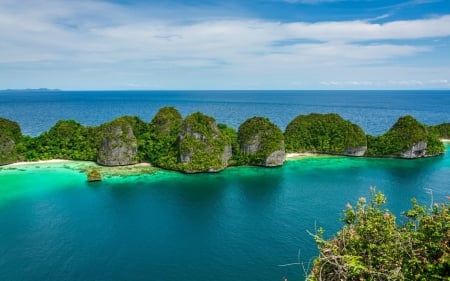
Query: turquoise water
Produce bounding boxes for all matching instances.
[1,146,449,281]
[1,90,449,280]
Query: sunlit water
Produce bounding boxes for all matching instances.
[0,147,449,281]
[0,90,449,280]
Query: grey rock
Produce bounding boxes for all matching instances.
[265,148,286,167]
[97,123,138,166]
[401,141,427,158]
[0,136,16,165]
[345,146,367,157]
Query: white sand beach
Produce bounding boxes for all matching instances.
[285,152,318,160]
[7,159,71,167]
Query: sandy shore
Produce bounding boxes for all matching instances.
[441,138,450,143]
[285,152,318,160]
[7,159,70,166]
[3,160,157,177]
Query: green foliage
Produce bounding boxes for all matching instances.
[144,107,183,169]
[178,112,231,172]
[17,120,101,161]
[0,117,22,143]
[308,190,450,281]
[112,116,148,139]
[86,168,102,182]
[218,123,241,166]
[284,113,366,154]
[430,123,450,139]
[238,117,284,165]
[366,116,444,157]
[0,117,22,164]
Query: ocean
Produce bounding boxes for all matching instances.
[0,90,449,281]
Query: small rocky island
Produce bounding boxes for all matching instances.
[0,108,448,174]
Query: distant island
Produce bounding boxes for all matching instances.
[1,107,449,175]
[0,88,61,93]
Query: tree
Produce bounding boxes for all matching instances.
[308,189,450,281]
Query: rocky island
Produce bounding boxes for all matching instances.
[0,108,448,174]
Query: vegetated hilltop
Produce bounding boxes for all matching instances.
[237,117,285,167]
[308,190,449,281]
[366,115,444,158]
[285,113,367,156]
[0,109,448,170]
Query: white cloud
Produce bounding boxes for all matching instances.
[0,0,449,89]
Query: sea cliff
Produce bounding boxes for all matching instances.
[0,108,447,172]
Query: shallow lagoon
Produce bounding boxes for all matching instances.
[1,146,449,281]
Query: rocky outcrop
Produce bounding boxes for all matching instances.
[264,147,286,167]
[97,121,138,166]
[87,169,102,182]
[178,112,231,173]
[0,136,16,165]
[238,117,285,167]
[366,115,444,158]
[401,141,427,159]
[0,117,21,165]
[345,146,367,157]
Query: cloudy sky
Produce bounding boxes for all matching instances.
[1,0,449,90]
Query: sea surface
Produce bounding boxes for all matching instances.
[0,90,449,281]
[1,90,450,136]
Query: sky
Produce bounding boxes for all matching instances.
[1,0,450,90]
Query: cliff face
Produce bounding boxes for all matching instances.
[401,141,427,158]
[0,136,17,165]
[366,115,444,158]
[345,146,368,157]
[0,117,21,165]
[178,112,231,173]
[238,117,285,167]
[97,121,138,166]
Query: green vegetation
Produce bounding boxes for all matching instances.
[238,117,284,166]
[0,110,447,169]
[86,168,102,182]
[285,113,367,155]
[308,190,449,281]
[144,107,183,169]
[18,120,100,161]
[178,112,231,172]
[0,117,22,165]
[431,123,450,139]
[366,115,444,157]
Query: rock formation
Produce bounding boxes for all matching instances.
[97,120,138,166]
[0,117,21,165]
[401,141,427,159]
[238,117,285,167]
[178,112,231,173]
[366,115,444,158]
[87,169,102,182]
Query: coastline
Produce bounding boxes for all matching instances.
[285,152,320,160]
[2,160,157,177]
[7,159,71,167]
[2,140,448,174]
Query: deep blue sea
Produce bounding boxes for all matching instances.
[1,90,450,136]
[0,90,449,281]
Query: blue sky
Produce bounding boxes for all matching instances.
[1,0,449,90]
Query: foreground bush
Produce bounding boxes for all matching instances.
[308,190,449,281]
